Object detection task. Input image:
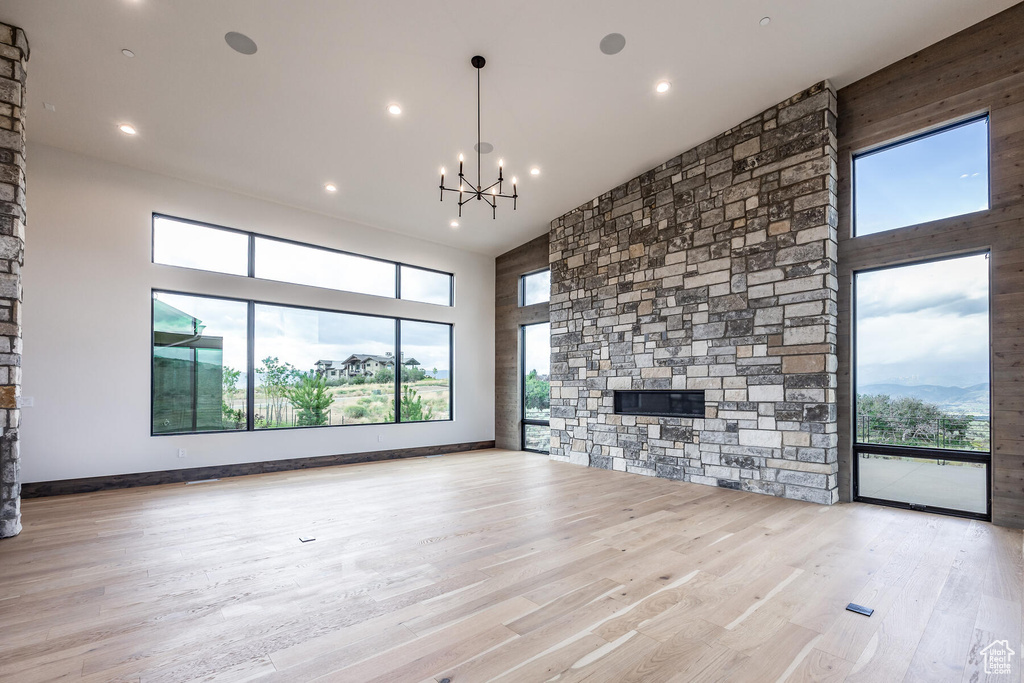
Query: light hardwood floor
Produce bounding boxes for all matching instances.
[1,449,1021,682]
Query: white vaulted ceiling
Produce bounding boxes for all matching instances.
[2,0,1016,255]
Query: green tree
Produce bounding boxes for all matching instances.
[221,366,242,421]
[857,394,976,449]
[524,369,550,419]
[386,384,434,422]
[285,371,334,426]
[401,365,427,382]
[258,356,298,426]
[373,367,395,385]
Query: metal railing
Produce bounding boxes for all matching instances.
[855,414,990,452]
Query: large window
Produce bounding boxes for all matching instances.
[254,304,396,427]
[399,320,452,421]
[853,116,989,236]
[854,254,990,518]
[152,291,453,434]
[521,322,551,452]
[520,269,551,306]
[152,214,453,305]
[152,292,249,434]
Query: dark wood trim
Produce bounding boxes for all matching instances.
[836,2,1024,528]
[21,441,496,498]
[495,234,550,450]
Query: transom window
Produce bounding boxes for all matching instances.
[853,116,989,236]
[520,269,550,306]
[153,214,454,306]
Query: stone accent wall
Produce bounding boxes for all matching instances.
[548,82,839,504]
[0,22,27,538]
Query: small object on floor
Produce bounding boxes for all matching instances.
[846,603,873,616]
[299,536,316,543]
[439,679,451,683]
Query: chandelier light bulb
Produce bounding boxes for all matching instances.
[512,176,518,185]
[498,158,504,167]
[458,153,464,162]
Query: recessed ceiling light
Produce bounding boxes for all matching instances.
[387,104,402,116]
[656,80,671,94]
[530,167,540,176]
[121,48,135,58]
[600,33,626,55]
[225,32,258,55]
[450,220,459,228]
[118,123,137,135]
[760,16,771,26]
[474,141,493,154]
[324,182,338,193]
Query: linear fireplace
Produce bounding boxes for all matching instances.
[613,390,705,418]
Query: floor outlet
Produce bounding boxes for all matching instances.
[177,448,187,458]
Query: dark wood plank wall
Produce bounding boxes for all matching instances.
[837,2,1024,527]
[494,234,550,450]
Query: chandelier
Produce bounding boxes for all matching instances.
[439,56,517,219]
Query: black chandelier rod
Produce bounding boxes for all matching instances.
[476,64,482,191]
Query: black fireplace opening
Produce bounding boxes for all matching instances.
[613,390,705,418]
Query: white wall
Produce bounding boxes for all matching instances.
[21,144,495,482]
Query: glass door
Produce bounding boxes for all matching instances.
[853,253,991,519]
[521,322,551,453]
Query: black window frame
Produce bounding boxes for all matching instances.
[851,113,991,238]
[519,268,551,307]
[152,213,455,306]
[851,253,992,521]
[520,322,550,454]
[151,288,454,436]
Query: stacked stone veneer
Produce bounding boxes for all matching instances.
[0,22,27,538]
[548,82,839,504]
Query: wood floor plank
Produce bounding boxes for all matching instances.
[0,449,1019,682]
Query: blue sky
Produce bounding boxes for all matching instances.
[855,118,988,235]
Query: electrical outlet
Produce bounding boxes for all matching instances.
[177,448,187,458]
[377,434,383,443]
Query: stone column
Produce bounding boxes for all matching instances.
[0,22,28,539]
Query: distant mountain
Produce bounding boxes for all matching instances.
[858,383,989,417]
